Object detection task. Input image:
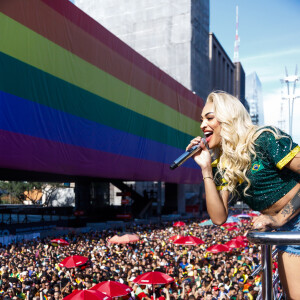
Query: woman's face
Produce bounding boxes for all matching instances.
[200,102,221,149]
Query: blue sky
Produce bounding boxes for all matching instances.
[210,0,300,142]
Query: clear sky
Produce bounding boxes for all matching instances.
[210,0,300,143]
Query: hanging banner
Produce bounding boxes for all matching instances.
[0,0,204,184]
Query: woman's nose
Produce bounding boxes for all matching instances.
[200,119,207,129]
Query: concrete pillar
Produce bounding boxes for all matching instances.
[74,180,91,212]
[164,183,178,214]
[177,184,185,214]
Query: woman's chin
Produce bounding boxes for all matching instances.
[208,137,222,149]
[208,141,215,148]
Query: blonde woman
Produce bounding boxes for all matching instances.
[187,92,300,299]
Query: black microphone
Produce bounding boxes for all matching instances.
[170,138,207,170]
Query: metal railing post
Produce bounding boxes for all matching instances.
[261,244,273,300]
[248,231,300,300]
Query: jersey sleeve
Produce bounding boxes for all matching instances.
[256,128,300,170]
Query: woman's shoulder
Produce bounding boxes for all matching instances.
[253,126,290,145]
[255,125,280,136]
[251,126,299,168]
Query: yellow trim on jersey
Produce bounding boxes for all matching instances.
[222,178,228,184]
[211,157,228,168]
[216,185,227,191]
[211,158,219,167]
[212,158,229,189]
[237,177,244,184]
[276,145,300,170]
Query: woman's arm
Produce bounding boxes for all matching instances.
[60,282,70,293]
[163,287,170,300]
[276,189,300,224]
[180,282,185,299]
[253,153,300,231]
[187,137,229,225]
[202,174,229,225]
[286,151,300,174]
[253,188,300,231]
[204,281,212,293]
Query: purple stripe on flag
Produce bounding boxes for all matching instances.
[0,129,202,184]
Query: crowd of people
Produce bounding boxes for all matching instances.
[0,213,277,300]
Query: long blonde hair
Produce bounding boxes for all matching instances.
[207,91,283,196]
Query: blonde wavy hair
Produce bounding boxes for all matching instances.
[207,91,284,196]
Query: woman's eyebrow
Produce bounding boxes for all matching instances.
[200,112,214,120]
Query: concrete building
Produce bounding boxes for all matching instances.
[246,72,264,125]
[209,33,234,95]
[234,62,245,101]
[208,33,248,111]
[234,62,249,111]
[74,0,210,100]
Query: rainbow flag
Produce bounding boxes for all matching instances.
[0,0,204,183]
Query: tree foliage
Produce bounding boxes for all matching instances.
[42,183,62,206]
[0,181,61,205]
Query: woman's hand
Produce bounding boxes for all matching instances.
[252,214,282,231]
[186,137,211,170]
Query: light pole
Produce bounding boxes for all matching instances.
[280,66,300,137]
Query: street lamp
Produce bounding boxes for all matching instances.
[280,66,300,137]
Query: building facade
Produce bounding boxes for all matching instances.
[246,72,264,125]
[75,0,210,100]
[234,62,249,111]
[209,33,234,95]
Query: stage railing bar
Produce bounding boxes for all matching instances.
[247,231,300,300]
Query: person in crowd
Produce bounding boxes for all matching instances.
[0,216,269,299]
[187,91,300,299]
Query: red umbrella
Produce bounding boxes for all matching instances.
[247,212,259,217]
[108,234,139,244]
[226,227,239,231]
[233,236,248,242]
[173,221,186,227]
[173,236,205,245]
[133,271,174,285]
[222,222,238,227]
[169,235,182,241]
[51,239,69,246]
[225,240,247,249]
[63,289,111,300]
[91,281,132,297]
[200,219,209,223]
[59,255,88,268]
[133,271,174,300]
[206,244,231,253]
[240,219,250,224]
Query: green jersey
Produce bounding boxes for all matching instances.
[212,127,300,211]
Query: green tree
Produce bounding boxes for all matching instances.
[41,183,62,206]
[0,181,61,205]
